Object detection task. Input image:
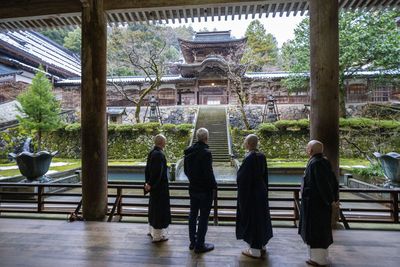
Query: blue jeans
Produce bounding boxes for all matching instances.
[189,191,213,247]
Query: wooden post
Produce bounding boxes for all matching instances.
[391,191,399,223]
[227,79,230,104]
[195,80,199,105]
[81,0,108,221]
[213,189,218,226]
[309,0,339,176]
[37,185,44,213]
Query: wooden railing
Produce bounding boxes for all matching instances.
[0,182,399,229]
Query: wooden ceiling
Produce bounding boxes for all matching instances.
[0,0,398,31]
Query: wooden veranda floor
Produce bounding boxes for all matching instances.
[0,218,399,267]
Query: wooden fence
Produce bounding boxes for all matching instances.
[0,182,398,229]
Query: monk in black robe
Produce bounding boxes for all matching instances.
[299,140,339,266]
[236,134,273,259]
[144,134,171,242]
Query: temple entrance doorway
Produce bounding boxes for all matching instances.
[198,80,228,105]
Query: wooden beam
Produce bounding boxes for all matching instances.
[280,2,287,17]
[293,2,301,16]
[285,2,293,16]
[183,8,189,23]
[272,3,279,17]
[300,2,308,16]
[244,5,250,20]
[81,0,108,221]
[238,5,243,20]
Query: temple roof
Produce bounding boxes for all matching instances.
[191,31,236,43]
[179,31,247,64]
[56,75,195,86]
[56,69,400,87]
[178,56,245,78]
[0,31,81,79]
[0,63,21,78]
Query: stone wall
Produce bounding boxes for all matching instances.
[228,104,308,129]
[122,106,198,124]
[0,82,27,103]
[54,87,81,110]
[228,103,398,129]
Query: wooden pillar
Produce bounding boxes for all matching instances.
[227,79,230,104]
[195,80,199,105]
[309,0,339,175]
[81,0,108,220]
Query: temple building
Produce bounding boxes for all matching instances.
[55,30,399,110]
[55,30,306,108]
[0,30,398,110]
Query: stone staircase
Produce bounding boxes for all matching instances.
[192,106,230,162]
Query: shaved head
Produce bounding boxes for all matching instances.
[154,134,166,149]
[244,134,259,150]
[306,140,324,157]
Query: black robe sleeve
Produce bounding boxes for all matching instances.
[148,151,163,191]
[312,162,334,206]
[236,155,253,219]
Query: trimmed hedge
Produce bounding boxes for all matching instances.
[232,118,400,159]
[0,123,193,162]
[256,118,400,133]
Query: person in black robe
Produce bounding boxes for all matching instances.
[144,134,171,242]
[299,140,339,266]
[236,134,273,259]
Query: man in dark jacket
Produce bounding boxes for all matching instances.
[236,134,273,259]
[144,134,171,242]
[299,140,339,266]
[184,127,217,253]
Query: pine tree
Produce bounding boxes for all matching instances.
[16,67,61,151]
[242,20,279,71]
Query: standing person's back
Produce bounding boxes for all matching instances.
[184,128,217,253]
[144,134,171,242]
[236,134,273,259]
[299,140,339,266]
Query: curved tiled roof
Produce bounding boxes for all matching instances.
[0,30,81,79]
[56,69,400,87]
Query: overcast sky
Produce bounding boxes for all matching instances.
[171,14,306,47]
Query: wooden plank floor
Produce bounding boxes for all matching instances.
[0,218,399,267]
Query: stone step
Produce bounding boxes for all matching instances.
[193,106,230,163]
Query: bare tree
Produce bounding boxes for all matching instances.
[108,27,166,123]
[226,61,251,130]
[224,49,253,130]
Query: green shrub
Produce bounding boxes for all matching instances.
[176,124,193,135]
[231,118,400,159]
[115,124,134,133]
[108,124,118,132]
[339,118,375,129]
[375,120,400,130]
[339,118,400,131]
[296,119,310,130]
[64,123,81,132]
[350,163,384,177]
[132,122,160,134]
[272,119,309,131]
[257,123,278,134]
[161,123,176,133]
